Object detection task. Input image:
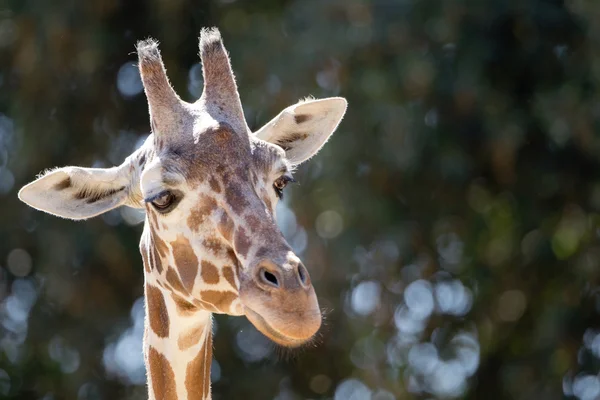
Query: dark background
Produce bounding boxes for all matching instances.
[1,0,600,399]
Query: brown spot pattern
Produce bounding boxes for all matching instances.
[148,346,177,400]
[234,227,251,258]
[245,214,263,232]
[178,322,206,351]
[209,176,221,193]
[187,196,217,231]
[201,260,220,284]
[193,299,218,313]
[152,244,164,274]
[146,285,169,338]
[255,246,269,260]
[200,290,238,313]
[172,294,197,316]
[166,266,186,295]
[171,235,199,292]
[226,249,240,274]
[264,196,273,211]
[203,236,223,255]
[213,125,233,145]
[222,266,237,290]
[141,242,151,273]
[224,184,249,215]
[154,234,169,258]
[218,212,234,242]
[185,325,212,399]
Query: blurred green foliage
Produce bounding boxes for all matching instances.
[1,0,600,399]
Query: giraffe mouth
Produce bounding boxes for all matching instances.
[244,306,315,348]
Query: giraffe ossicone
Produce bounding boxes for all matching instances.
[18,27,347,400]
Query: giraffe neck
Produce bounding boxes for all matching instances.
[144,281,213,400]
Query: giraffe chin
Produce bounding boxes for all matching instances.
[244,306,318,348]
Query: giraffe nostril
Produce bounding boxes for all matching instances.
[297,264,308,286]
[259,268,280,288]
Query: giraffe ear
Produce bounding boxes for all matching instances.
[18,165,132,220]
[254,97,347,165]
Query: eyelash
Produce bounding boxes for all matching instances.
[273,175,296,199]
[145,190,181,214]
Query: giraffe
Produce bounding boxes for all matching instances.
[18,28,346,399]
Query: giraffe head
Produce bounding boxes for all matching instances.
[18,28,346,348]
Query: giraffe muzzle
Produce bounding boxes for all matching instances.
[239,258,322,347]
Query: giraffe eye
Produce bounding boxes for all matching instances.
[273,175,296,199]
[150,191,176,212]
